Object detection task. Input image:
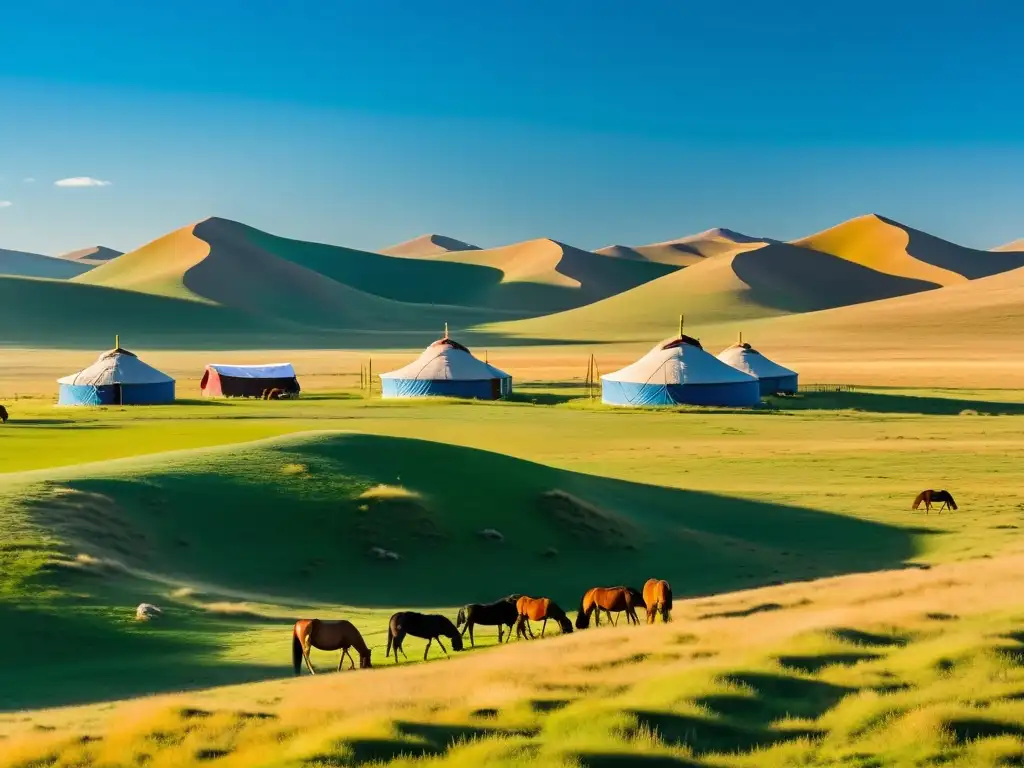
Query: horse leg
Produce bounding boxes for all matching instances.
[437,638,449,657]
[504,621,514,643]
[468,622,475,648]
[423,638,433,660]
[526,619,535,639]
[302,639,316,675]
[541,618,548,638]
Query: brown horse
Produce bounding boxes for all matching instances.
[514,596,573,639]
[642,579,673,624]
[913,490,958,513]
[0,405,7,424]
[292,619,372,675]
[575,586,642,629]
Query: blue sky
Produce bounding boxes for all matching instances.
[1,0,1022,255]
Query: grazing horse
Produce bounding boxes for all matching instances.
[913,490,958,514]
[514,596,574,639]
[0,405,7,424]
[387,612,464,662]
[575,586,642,629]
[292,619,371,675]
[456,594,521,647]
[642,579,673,624]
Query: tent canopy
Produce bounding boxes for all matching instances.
[717,342,798,394]
[380,338,510,382]
[57,347,174,387]
[205,363,296,379]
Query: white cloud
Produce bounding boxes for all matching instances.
[23,177,35,183]
[54,177,112,188]
[0,201,12,208]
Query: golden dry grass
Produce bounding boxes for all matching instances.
[7,553,1024,767]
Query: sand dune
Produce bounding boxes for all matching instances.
[59,246,123,265]
[993,239,1024,252]
[793,214,1024,284]
[493,241,937,342]
[380,233,479,257]
[597,227,767,266]
[0,248,93,279]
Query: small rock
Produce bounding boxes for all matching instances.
[136,603,162,621]
[477,528,504,542]
[384,550,400,561]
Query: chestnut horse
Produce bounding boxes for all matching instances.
[575,586,642,629]
[514,596,573,639]
[387,611,464,662]
[642,579,673,624]
[913,490,958,514]
[292,619,371,675]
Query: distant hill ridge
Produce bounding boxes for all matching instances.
[380,233,480,257]
[59,246,123,265]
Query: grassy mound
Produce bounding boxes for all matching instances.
[0,430,914,708]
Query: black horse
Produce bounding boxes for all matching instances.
[913,490,958,513]
[386,611,464,662]
[0,405,7,424]
[456,594,521,647]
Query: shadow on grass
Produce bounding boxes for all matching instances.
[313,721,536,766]
[698,602,785,620]
[945,718,1024,744]
[769,391,1024,416]
[630,710,820,755]
[576,754,712,768]
[776,652,881,673]
[828,628,910,648]
[506,392,583,406]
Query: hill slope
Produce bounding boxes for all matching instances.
[793,214,1024,283]
[493,241,938,342]
[0,248,94,279]
[380,233,480,257]
[598,228,768,266]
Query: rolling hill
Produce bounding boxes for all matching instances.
[597,227,768,266]
[0,248,94,279]
[59,245,123,265]
[492,241,939,342]
[792,214,1024,283]
[80,219,675,316]
[380,233,480,257]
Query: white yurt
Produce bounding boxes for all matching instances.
[717,335,798,395]
[58,340,175,406]
[601,321,760,407]
[379,328,511,400]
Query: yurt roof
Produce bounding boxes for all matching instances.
[603,335,757,386]
[58,348,174,387]
[380,336,509,381]
[206,363,297,379]
[717,342,796,379]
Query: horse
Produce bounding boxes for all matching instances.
[0,405,7,424]
[456,594,521,647]
[642,579,673,624]
[292,619,371,675]
[387,612,464,662]
[575,586,642,629]
[514,596,573,639]
[913,490,958,513]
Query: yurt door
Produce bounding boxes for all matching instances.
[113,384,123,405]
[490,379,501,399]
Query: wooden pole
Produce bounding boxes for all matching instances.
[444,322,449,340]
[368,357,373,397]
[115,334,120,350]
[678,315,683,338]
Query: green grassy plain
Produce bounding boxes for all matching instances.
[3,388,1024,766]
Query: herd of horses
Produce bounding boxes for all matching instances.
[292,579,673,674]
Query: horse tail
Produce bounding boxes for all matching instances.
[662,582,673,621]
[575,591,591,629]
[456,607,466,628]
[912,491,925,510]
[292,624,305,675]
